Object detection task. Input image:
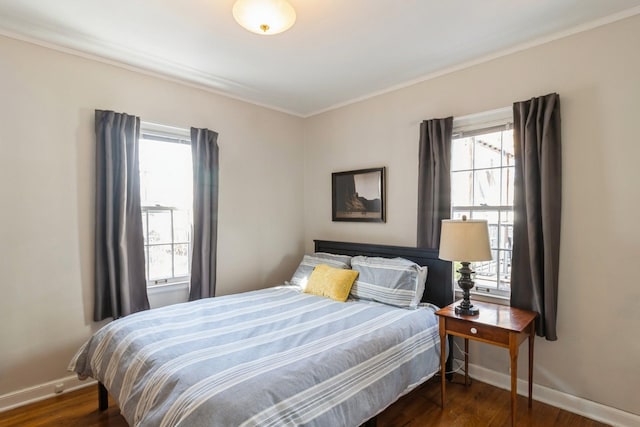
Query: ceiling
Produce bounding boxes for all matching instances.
[1,0,639,117]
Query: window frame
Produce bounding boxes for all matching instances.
[139,122,193,288]
[451,107,514,301]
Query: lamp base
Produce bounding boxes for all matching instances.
[455,303,479,316]
[456,261,480,316]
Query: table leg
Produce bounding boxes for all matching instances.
[528,325,535,408]
[509,333,519,426]
[439,317,446,408]
[464,337,470,386]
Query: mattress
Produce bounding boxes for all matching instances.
[69,286,443,426]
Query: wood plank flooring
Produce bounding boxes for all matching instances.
[0,375,609,426]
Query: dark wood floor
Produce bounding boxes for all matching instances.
[0,375,609,426]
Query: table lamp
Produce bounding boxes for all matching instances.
[439,216,492,315]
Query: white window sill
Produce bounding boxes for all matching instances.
[148,281,189,295]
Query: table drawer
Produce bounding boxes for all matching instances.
[445,318,510,345]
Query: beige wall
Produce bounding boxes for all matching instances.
[1,12,639,418]
[0,36,304,396]
[303,15,640,415]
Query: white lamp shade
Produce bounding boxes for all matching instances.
[439,219,492,262]
[232,0,296,35]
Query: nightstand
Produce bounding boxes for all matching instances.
[435,301,538,426]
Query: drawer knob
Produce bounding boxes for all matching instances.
[470,327,478,334]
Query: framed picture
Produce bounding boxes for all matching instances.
[332,167,385,222]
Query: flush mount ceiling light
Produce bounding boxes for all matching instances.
[232,0,296,35]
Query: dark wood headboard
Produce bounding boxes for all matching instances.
[314,240,453,309]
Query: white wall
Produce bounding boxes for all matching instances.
[303,15,640,416]
[0,36,304,397]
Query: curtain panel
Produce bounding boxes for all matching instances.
[189,127,219,300]
[511,93,562,341]
[417,117,453,249]
[94,110,149,321]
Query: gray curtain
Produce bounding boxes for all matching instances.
[94,110,149,321]
[511,93,562,340]
[417,117,453,248]
[189,127,219,300]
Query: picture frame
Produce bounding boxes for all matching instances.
[332,167,385,222]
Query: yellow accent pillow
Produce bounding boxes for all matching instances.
[304,264,359,302]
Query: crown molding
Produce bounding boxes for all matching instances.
[0,14,303,117]
[1,5,639,118]
[305,5,640,117]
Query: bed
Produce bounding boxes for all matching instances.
[69,240,453,427]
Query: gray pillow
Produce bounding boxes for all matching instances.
[289,253,351,289]
[311,252,352,267]
[350,256,428,309]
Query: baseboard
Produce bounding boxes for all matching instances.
[455,359,640,427]
[0,375,96,413]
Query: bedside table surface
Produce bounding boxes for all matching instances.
[435,300,537,333]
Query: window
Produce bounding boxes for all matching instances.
[451,108,513,298]
[138,123,193,287]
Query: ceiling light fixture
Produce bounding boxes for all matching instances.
[232,0,296,35]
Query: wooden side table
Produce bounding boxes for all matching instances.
[435,301,538,426]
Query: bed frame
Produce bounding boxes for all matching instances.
[98,240,455,422]
[314,240,453,308]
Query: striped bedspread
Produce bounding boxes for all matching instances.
[69,287,443,427]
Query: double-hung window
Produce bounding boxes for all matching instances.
[138,123,193,288]
[451,108,514,299]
